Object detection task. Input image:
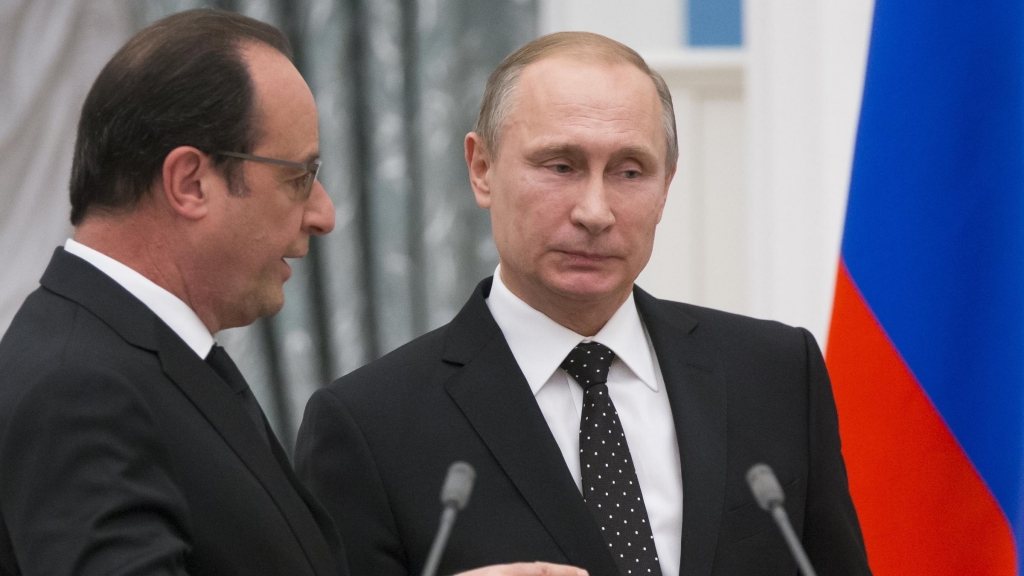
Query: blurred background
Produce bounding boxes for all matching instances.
[0,0,875,450]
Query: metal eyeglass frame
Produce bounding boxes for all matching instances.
[215,151,322,199]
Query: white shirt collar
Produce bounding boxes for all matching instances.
[485,265,659,395]
[64,238,215,359]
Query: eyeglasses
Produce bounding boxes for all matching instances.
[215,151,322,199]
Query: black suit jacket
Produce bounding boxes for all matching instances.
[0,248,346,576]
[296,278,871,576]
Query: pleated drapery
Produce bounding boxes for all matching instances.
[142,0,537,451]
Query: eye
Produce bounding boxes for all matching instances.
[288,172,314,199]
[550,163,572,174]
[623,170,641,179]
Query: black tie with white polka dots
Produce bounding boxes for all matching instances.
[561,342,663,576]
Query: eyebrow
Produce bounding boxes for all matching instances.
[286,152,320,175]
[526,144,586,162]
[610,146,658,168]
[281,151,320,167]
[526,144,659,168]
[271,152,320,180]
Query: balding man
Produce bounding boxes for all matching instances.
[0,11,584,576]
[296,32,872,576]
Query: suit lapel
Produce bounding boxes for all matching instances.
[635,288,728,576]
[442,280,620,576]
[156,330,339,576]
[264,413,349,575]
[41,249,338,576]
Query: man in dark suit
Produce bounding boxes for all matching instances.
[0,10,584,576]
[296,32,872,576]
[0,10,345,576]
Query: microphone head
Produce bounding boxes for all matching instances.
[746,463,785,511]
[440,461,476,510]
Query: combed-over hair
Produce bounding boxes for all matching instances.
[474,31,678,171]
[68,9,292,225]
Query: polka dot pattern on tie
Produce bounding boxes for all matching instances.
[561,341,662,576]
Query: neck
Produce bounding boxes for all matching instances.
[539,298,626,337]
[73,215,224,333]
[499,268,629,337]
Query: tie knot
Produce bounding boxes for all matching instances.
[560,341,615,389]
[205,344,249,395]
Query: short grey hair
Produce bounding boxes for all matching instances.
[474,31,678,172]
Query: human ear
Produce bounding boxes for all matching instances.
[655,163,676,224]
[160,146,215,220]
[465,132,493,209]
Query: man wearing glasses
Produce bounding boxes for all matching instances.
[0,9,584,576]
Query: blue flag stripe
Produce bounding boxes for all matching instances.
[841,0,1024,561]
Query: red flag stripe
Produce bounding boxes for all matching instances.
[827,262,1016,574]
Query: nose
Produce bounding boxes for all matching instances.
[303,180,336,235]
[570,173,615,234]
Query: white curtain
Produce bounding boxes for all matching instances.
[0,0,136,334]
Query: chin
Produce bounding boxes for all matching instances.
[247,286,286,321]
[548,272,628,301]
[261,295,286,318]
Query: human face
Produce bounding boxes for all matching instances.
[209,44,335,328]
[467,56,673,324]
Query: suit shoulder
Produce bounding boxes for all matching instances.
[1,287,79,356]
[6,286,149,356]
[650,296,813,353]
[0,346,158,463]
[0,288,158,422]
[660,296,803,331]
[321,323,451,401]
[1,288,83,398]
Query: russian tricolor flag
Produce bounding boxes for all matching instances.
[826,0,1024,573]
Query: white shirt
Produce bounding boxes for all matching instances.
[64,239,214,359]
[485,267,683,576]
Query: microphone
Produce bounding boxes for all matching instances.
[746,463,818,576]
[421,461,476,576]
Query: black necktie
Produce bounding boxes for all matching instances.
[205,344,270,446]
[561,342,662,576]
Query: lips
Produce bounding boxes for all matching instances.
[558,249,613,265]
[562,250,607,258]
